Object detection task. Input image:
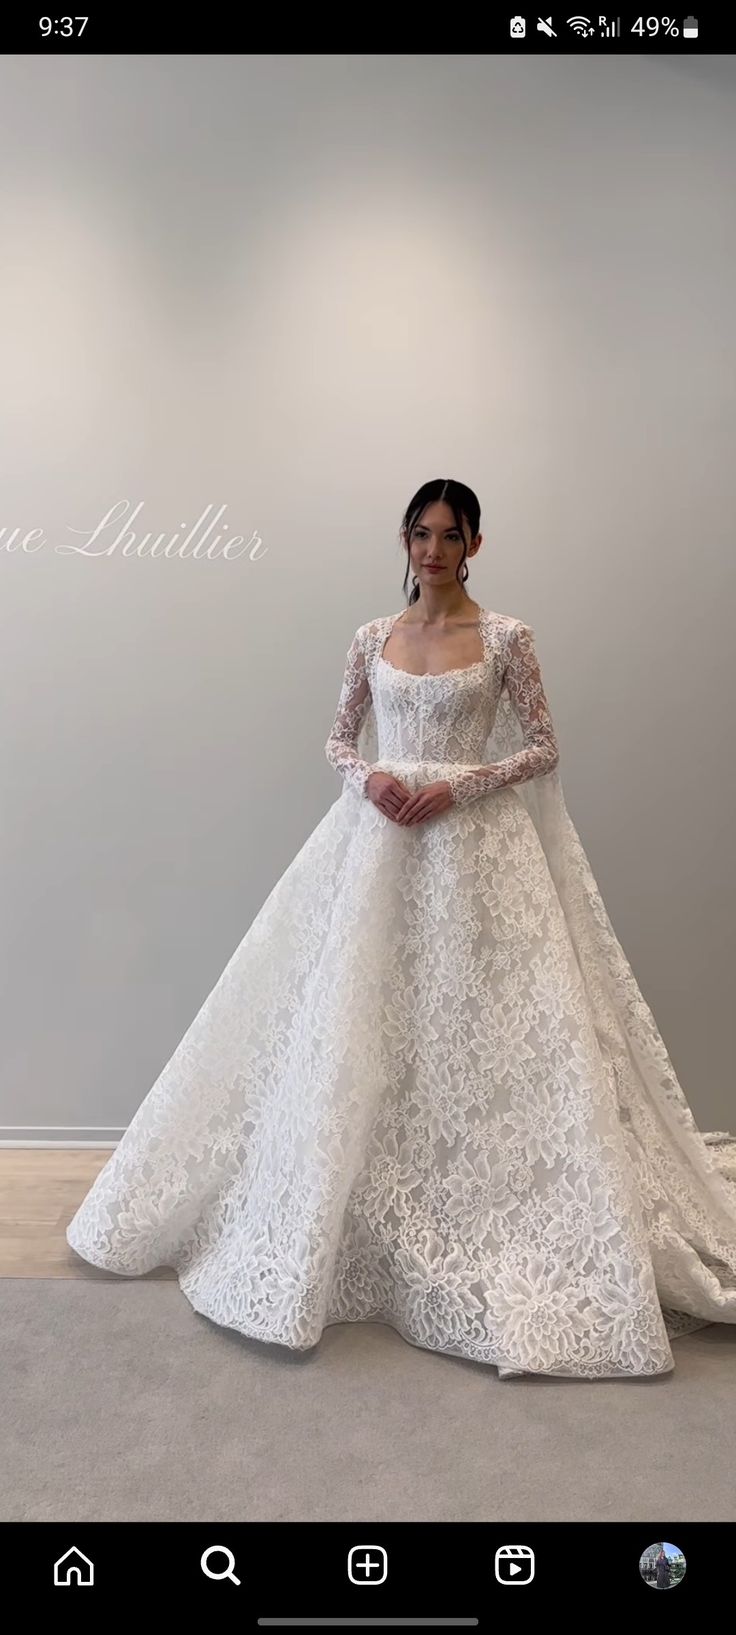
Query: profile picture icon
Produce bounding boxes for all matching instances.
[639,1541,686,1590]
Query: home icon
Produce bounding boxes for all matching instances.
[54,1546,94,1587]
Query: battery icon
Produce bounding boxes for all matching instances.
[683,14,698,35]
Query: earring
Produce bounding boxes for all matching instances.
[461,563,469,582]
[411,574,418,585]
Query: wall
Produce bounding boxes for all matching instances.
[0,54,733,1137]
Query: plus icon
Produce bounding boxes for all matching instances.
[347,1545,388,1585]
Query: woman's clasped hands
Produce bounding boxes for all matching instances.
[365,771,454,826]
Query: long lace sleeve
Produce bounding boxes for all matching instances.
[448,620,560,808]
[324,624,376,797]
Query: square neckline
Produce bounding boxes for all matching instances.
[377,607,489,679]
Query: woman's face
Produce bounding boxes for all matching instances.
[404,500,481,589]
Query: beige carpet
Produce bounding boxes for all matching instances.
[2,1277,735,1523]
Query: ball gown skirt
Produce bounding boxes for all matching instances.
[66,608,736,1379]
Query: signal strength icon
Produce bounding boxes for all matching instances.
[599,15,621,34]
[567,15,593,32]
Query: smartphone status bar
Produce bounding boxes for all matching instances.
[0,12,732,54]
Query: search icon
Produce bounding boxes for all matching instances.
[201,1545,241,1585]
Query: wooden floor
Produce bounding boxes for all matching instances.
[0,1149,175,1279]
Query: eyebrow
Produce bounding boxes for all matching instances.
[414,524,459,531]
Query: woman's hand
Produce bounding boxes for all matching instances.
[394,780,454,826]
[365,770,413,821]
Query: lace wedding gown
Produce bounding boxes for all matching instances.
[67,608,736,1379]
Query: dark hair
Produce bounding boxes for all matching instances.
[400,478,481,605]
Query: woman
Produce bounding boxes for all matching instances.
[67,476,736,1379]
[656,1548,671,1589]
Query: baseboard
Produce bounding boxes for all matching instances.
[0,1127,124,1147]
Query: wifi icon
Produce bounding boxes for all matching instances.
[567,14,593,31]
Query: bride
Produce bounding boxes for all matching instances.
[67,476,736,1379]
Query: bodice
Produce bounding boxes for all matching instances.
[367,608,508,766]
[324,604,559,808]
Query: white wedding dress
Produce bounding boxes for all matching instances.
[67,608,736,1379]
